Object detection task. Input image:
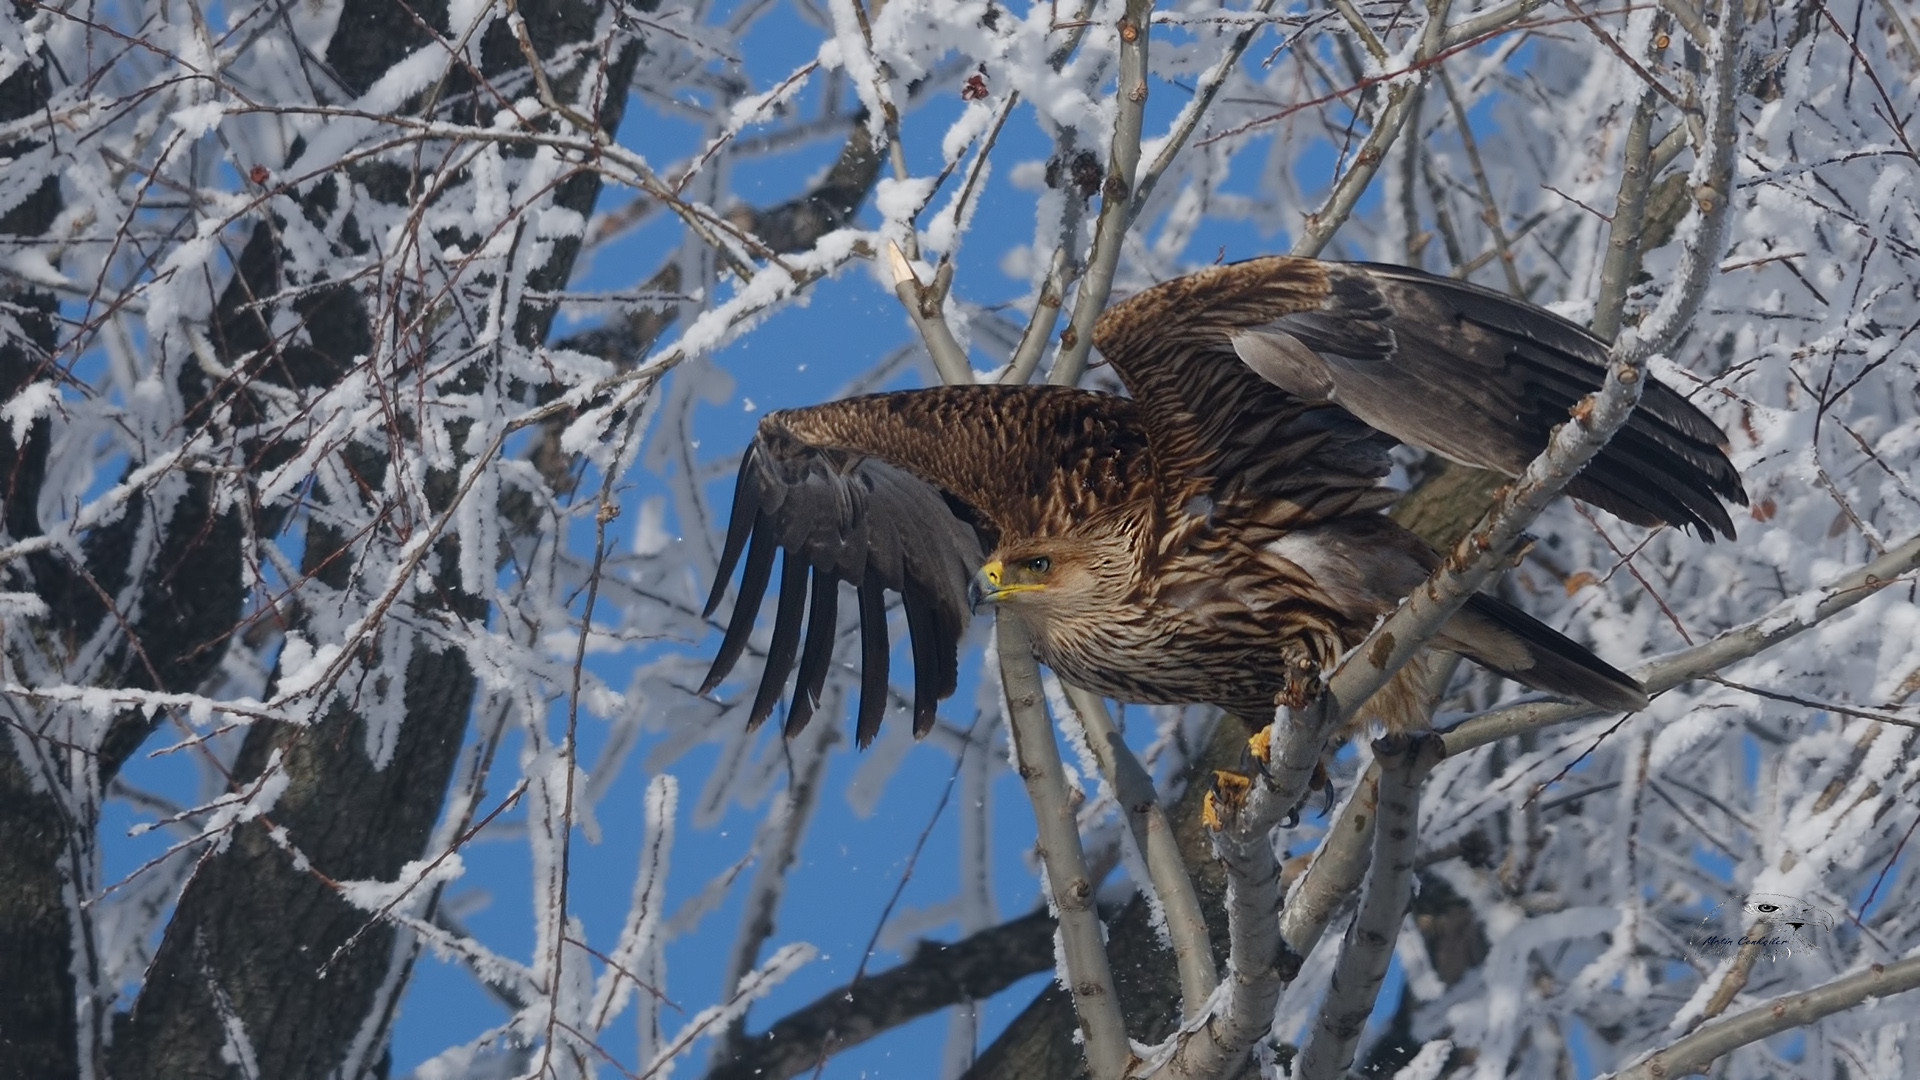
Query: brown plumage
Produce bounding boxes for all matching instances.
[699,257,1747,746]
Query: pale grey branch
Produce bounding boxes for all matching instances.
[1604,954,1920,1080]
[887,241,974,385]
[1005,243,1074,384]
[1592,74,1663,341]
[1440,0,1553,49]
[1130,0,1281,221]
[1063,683,1218,1021]
[1298,736,1444,1080]
[1052,0,1153,386]
[1290,0,1450,258]
[997,620,1131,1080]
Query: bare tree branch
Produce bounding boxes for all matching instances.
[707,910,1058,1080]
[1298,735,1445,1080]
[1291,0,1451,258]
[1052,0,1153,386]
[888,241,974,384]
[996,618,1132,1080]
[1604,954,1920,1080]
[1063,683,1218,1021]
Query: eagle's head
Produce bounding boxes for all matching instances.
[967,533,1132,624]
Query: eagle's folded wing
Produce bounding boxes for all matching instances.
[1095,257,1748,538]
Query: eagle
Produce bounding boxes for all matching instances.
[698,257,1746,747]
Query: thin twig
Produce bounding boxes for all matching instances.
[1291,0,1451,258]
[1435,63,1524,295]
[1129,0,1282,221]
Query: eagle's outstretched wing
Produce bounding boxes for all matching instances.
[698,385,1151,745]
[1093,257,1747,537]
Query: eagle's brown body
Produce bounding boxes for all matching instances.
[701,258,1746,745]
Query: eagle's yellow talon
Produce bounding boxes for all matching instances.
[1204,769,1253,830]
[1247,726,1273,764]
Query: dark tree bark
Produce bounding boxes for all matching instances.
[103,2,640,1075]
[0,30,78,1074]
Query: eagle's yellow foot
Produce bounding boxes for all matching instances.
[1202,769,1253,830]
[1246,725,1273,766]
[1273,644,1323,710]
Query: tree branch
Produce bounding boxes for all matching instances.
[1051,0,1153,386]
[887,241,974,384]
[1290,0,1449,258]
[1298,735,1445,1080]
[1604,954,1920,1080]
[996,619,1132,1080]
[1128,0,1280,221]
[1062,683,1217,1021]
[706,910,1058,1080]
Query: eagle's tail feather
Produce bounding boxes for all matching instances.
[1443,593,1649,713]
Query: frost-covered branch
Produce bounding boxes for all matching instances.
[1447,528,1920,756]
[1128,0,1281,220]
[1290,0,1450,259]
[1605,954,1920,1080]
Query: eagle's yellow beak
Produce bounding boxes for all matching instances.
[968,559,1043,612]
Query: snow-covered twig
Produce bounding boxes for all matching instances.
[996,618,1131,1080]
[1128,0,1281,221]
[1448,528,1920,756]
[1604,954,1920,1080]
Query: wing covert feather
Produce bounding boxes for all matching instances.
[1094,256,1746,537]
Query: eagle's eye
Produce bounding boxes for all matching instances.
[1755,904,1779,913]
[1026,556,1051,574]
